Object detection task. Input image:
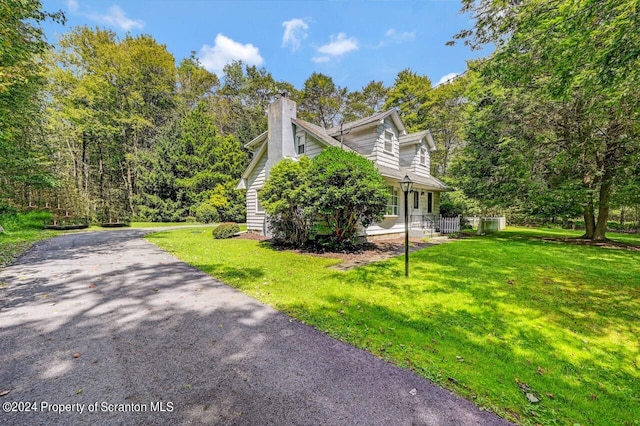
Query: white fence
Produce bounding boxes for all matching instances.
[440,215,461,234]
[466,216,506,233]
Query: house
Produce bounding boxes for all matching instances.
[236,95,449,238]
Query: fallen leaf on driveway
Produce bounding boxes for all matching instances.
[409,388,417,396]
[88,283,96,288]
[73,353,81,358]
[0,390,10,397]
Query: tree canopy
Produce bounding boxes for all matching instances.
[451,0,640,239]
[0,1,64,206]
[259,148,387,248]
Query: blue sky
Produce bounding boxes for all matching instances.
[41,0,491,91]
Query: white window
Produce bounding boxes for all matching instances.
[256,190,264,213]
[384,130,394,153]
[427,192,433,214]
[386,186,398,216]
[413,191,419,209]
[297,136,305,155]
[420,147,427,166]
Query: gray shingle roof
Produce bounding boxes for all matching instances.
[399,129,437,151]
[292,118,355,151]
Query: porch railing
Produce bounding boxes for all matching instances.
[410,215,461,235]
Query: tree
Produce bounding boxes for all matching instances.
[452,0,640,240]
[306,147,387,247]
[48,26,177,220]
[452,78,585,222]
[209,61,296,144]
[259,157,312,246]
[298,73,346,128]
[343,81,388,122]
[176,53,219,113]
[424,75,469,177]
[384,69,432,132]
[0,0,64,206]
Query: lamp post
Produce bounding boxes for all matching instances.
[399,175,413,277]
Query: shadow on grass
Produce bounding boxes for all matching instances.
[303,231,640,425]
[147,228,639,425]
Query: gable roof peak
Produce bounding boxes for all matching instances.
[327,109,407,136]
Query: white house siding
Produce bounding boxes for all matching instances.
[373,119,400,171]
[399,145,415,169]
[246,151,268,233]
[399,141,431,178]
[365,180,441,237]
[414,141,432,177]
[341,127,378,160]
[302,134,325,159]
[364,178,407,236]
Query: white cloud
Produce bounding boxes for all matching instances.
[311,56,331,63]
[67,0,79,13]
[89,5,145,31]
[316,33,359,57]
[436,72,460,85]
[282,18,309,52]
[200,34,264,75]
[377,29,416,47]
[385,28,416,42]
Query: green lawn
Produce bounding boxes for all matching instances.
[0,211,54,267]
[147,227,640,426]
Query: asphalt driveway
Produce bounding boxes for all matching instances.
[0,230,511,425]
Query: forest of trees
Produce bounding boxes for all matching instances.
[2,0,638,240]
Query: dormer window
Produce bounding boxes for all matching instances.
[297,136,305,155]
[384,130,394,153]
[420,147,427,165]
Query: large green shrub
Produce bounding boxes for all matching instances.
[259,148,387,249]
[195,202,219,224]
[306,147,387,247]
[258,157,312,246]
[213,222,240,239]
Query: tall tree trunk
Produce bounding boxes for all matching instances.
[127,162,135,216]
[98,140,104,201]
[583,196,596,239]
[620,205,625,227]
[593,138,621,241]
[81,132,88,198]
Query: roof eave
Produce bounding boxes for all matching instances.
[244,131,268,150]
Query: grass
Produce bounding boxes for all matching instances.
[0,211,54,267]
[147,227,640,426]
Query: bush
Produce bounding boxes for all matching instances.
[213,222,240,239]
[0,202,17,215]
[259,157,312,246]
[259,149,387,250]
[195,202,219,224]
[306,147,387,248]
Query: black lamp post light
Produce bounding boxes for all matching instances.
[399,174,413,277]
